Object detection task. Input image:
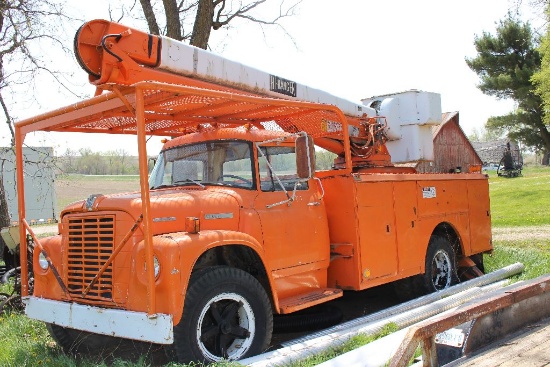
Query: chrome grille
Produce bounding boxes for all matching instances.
[67,215,114,303]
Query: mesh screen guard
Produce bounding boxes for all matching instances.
[16,82,362,142]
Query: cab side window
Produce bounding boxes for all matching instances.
[258,146,308,192]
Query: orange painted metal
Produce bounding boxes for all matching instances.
[14,126,28,296]
[135,87,156,315]
[74,19,161,83]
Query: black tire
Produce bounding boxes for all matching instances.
[173,266,273,364]
[420,236,459,294]
[46,323,117,355]
[46,323,167,362]
[470,253,485,273]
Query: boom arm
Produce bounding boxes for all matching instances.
[74,19,394,166]
[75,20,374,119]
[74,19,441,167]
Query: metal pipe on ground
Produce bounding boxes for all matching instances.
[314,281,513,367]
[285,262,524,347]
[242,263,524,367]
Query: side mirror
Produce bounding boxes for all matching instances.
[296,135,315,179]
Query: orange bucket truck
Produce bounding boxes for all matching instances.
[13,20,492,363]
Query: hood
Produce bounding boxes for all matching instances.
[61,187,242,234]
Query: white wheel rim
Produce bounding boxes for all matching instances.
[196,292,256,361]
[432,249,452,290]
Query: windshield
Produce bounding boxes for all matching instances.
[149,140,254,189]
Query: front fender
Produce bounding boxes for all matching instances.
[32,235,66,300]
[129,230,275,325]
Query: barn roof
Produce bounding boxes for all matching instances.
[471,139,519,164]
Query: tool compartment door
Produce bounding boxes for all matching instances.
[356,181,398,280]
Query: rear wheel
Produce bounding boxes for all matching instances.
[420,236,459,293]
[173,266,273,363]
[470,253,485,273]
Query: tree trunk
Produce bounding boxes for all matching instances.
[190,0,214,49]
[139,0,161,35]
[163,0,183,40]
[0,173,9,261]
[542,151,550,166]
[534,110,550,158]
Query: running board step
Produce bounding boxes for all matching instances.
[278,288,343,314]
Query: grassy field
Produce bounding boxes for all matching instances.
[1,167,549,366]
[484,165,550,280]
[487,166,550,227]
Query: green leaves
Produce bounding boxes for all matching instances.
[466,13,550,154]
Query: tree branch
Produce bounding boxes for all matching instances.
[0,90,14,145]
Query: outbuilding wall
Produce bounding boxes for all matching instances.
[416,112,482,173]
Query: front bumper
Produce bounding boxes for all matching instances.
[23,296,173,344]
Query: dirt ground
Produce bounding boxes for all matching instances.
[492,225,550,241]
[55,176,140,212]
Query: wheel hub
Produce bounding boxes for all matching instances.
[432,250,452,290]
[197,292,256,361]
[220,320,232,335]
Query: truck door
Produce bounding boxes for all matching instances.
[254,145,329,271]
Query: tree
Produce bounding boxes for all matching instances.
[130,0,301,49]
[466,14,550,164]
[532,4,550,163]
[467,125,503,142]
[0,0,76,144]
[0,0,75,250]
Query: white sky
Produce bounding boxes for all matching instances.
[1,0,544,156]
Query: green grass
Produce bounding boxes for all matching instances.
[488,166,550,227]
[0,310,238,366]
[485,238,550,281]
[285,323,399,367]
[0,312,62,367]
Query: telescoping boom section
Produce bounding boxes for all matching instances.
[14,19,492,364]
[74,19,440,165]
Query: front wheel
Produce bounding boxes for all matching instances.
[173,266,273,364]
[420,236,459,293]
[46,323,116,355]
[46,323,167,362]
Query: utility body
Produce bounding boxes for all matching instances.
[14,20,492,363]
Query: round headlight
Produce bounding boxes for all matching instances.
[145,255,161,278]
[153,256,161,278]
[38,252,49,270]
